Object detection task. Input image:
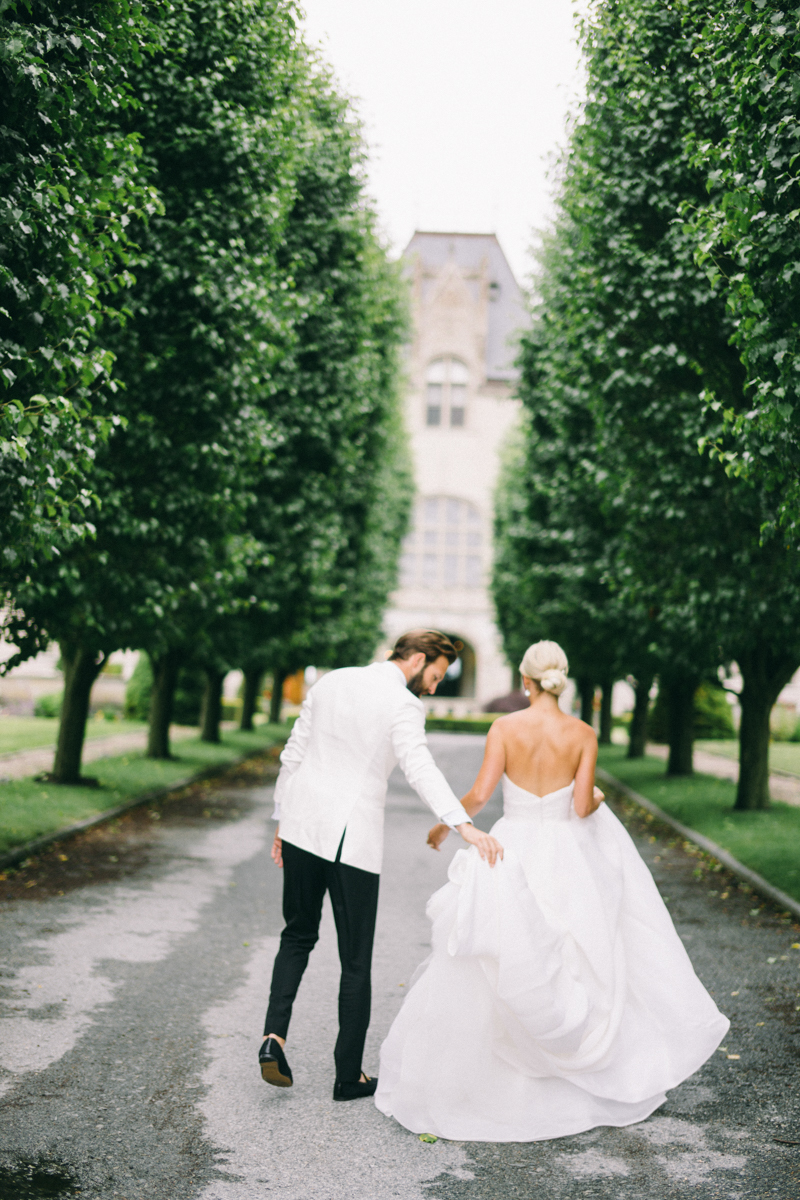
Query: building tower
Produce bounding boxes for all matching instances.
[382,232,527,710]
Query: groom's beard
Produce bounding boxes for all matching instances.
[406,668,427,697]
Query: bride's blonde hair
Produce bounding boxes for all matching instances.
[519,640,569,697]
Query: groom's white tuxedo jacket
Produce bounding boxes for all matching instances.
[272,660,470,874]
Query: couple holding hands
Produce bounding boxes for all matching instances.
[258,630,727,1142]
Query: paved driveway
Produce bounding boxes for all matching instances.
[0,734,798,1199]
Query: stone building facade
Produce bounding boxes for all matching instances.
[381,232,527,711]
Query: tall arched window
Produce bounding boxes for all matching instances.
[398,495,483,589]
[425,357,469,428]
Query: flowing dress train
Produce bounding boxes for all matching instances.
[375,775,729,1142]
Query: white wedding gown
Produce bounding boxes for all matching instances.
[375,774,729,1142]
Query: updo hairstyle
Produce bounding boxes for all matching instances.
[519,640,569,698]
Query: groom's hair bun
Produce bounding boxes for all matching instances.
[519,640,569,697]
[390,629,458,666]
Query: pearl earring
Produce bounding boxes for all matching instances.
[523,688,530,696]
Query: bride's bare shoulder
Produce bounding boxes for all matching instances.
[567,712,598,743]
[489,710,529,731]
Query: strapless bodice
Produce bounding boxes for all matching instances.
[501,773,574,823]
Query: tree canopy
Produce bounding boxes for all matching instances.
[0,0,160,571]
[1,0,410,780]
[494,0,800,809]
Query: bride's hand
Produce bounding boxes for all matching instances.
[593,786,605,808]
[457,822,504,866]
[427,823,450,852]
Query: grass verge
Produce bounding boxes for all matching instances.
[598,744,800,903]
[695,738,800,777]
[0,716,147,756]
[0,725,289,856]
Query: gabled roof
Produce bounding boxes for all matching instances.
[403,231,528,383]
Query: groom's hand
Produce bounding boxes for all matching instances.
[427,823,450,852]
[271,829,283,868]
[457,822,504,866]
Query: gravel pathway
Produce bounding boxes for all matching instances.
[0,734,797,1199]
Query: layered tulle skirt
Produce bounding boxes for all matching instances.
[375,778,728,1142]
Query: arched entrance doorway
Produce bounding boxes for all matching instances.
[435,636,476,698]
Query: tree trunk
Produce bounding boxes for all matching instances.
[147,650,181,759]
[663,672,698,776]
[599,679,613,745]
[627,672,654,759]
[200,668,225,744]
[240,667,264,732]
[52,643,106,783]
[735,648,798,811]
[576,676,595,727]
[269,667,288,725]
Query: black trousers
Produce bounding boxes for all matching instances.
[264,838,380,1082]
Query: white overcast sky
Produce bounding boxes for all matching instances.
[299,0,586,287]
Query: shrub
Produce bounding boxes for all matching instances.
[123,655,206,726]
[173,667,205,727]
[694,683,736,740]
[649,680,736,742]
[92,704,123,721]
[771,706,800,743]
[34,692,63,718]
[425,716,499,735]
[124,654,153,721]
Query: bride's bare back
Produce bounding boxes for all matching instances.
[500,701,591,797]
[454,688,601,823]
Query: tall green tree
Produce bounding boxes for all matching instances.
[686,0,800,536]
[492,259,654,748]
[498,0,800,805]
[3,0,306,779]
[0,0,159,578]
[567,0,800,803]
[222,76,411,730]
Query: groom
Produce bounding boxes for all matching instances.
[259,630,498,1100]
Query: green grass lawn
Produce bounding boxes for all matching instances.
[598,744,800,903]
[0,725,289,857]
[0,716,148,756]
[695,738,800,777]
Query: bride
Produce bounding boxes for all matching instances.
[375,640,729,1142]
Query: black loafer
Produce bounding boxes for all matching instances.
[333,1075,377,1101]
[259,1037,292,1087]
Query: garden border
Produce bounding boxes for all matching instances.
[597,766,800,923]
[0,746,278,873]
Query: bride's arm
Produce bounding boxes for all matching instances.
[427,723,506,850]
[460,722,507,815]
[573,733,604,818]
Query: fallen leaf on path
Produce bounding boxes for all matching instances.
[419,1134,437,1143]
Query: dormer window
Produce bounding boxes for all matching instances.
[425,358,469,428]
